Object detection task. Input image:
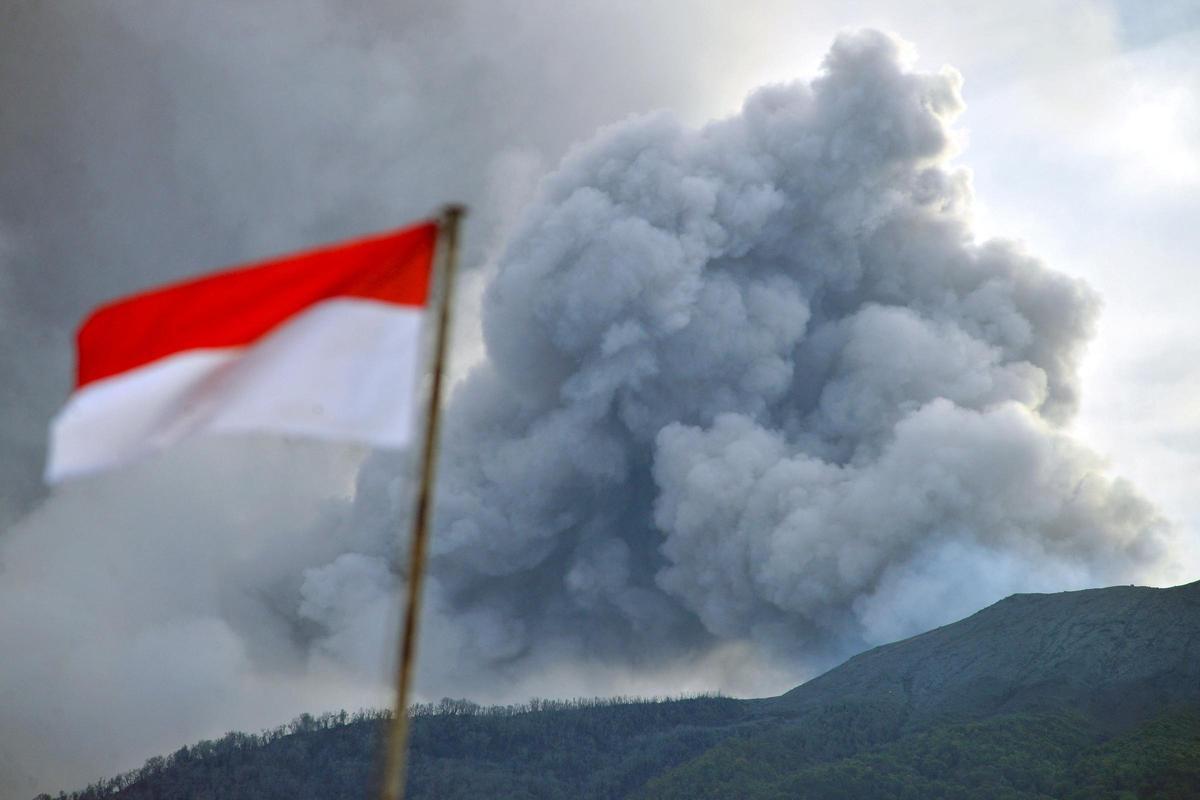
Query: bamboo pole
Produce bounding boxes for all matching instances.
[379,204,465,800]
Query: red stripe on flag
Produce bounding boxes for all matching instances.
[76,221,438,388]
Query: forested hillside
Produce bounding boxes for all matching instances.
[49,696,749,800]
[46,581,1200,799]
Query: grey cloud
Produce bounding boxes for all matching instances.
[305,29,1168,694]
[654,402,1163,644]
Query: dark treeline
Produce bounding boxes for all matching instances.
[43,583,1200,799]
[44,693,735,800]
[39,708,391,800]
[41,697,1200,799]
[409,692,724,718]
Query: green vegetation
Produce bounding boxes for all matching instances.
[406,695,747,799]
[47,709,388,800]
[1067,709,1200,800]
[641,708,1200,799]
[45,583,1200,798]
[49,695,748,800]
[46,701,1200,799]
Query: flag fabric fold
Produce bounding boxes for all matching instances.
[46,221,439,482]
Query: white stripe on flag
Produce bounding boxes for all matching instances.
[47,298,425,482]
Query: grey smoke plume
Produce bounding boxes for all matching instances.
[301,29,1168,688]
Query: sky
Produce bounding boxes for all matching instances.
[1,0,1199,796]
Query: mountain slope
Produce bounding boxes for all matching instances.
[56,580,1200,800]
[775,580,1200,725]
[641,709,1200,799]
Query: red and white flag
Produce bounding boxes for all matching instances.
[46,221,440,482]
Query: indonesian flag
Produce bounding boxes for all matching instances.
[46,221,440,483]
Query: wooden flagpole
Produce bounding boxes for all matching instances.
[379,204,465,800]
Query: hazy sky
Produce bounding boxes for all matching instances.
[1,1,1198,796]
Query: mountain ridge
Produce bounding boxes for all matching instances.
[777,579,1200,727]
[52,579,1200,799]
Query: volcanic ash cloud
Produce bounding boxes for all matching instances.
[311,29,1170,687]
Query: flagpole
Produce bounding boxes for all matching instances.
[379,203,465,800]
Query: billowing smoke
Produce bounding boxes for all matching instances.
[300,30,1168,691]
[0,22,1175,799]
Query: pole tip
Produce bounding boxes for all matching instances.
[440,203,467,222]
